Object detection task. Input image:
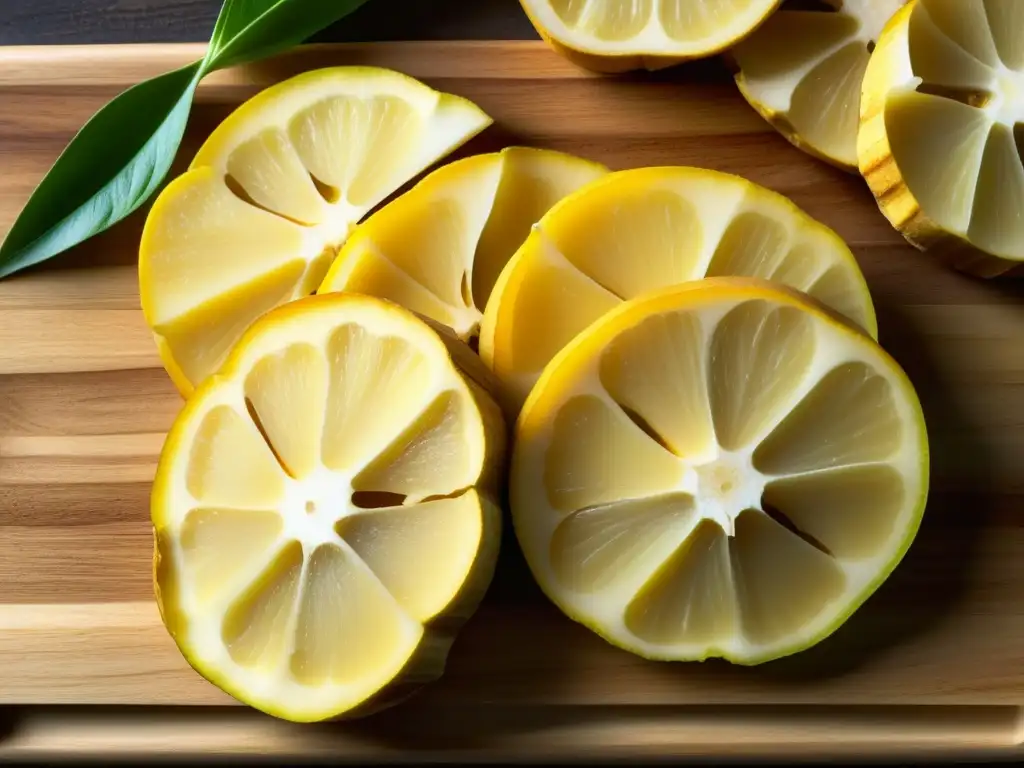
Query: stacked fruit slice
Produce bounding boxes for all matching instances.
[480,166,876,409]
[510,279,928,663]
[153,294,505,722]
[518,0,1019,276]
[140,67,492,395]
[318,147,608,342]
[142,61,930,722]
[860,0,1024,276]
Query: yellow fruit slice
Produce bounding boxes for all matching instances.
[480,166,876,410]
[511,278,928,664]
[318,147,608,343]
[152,293,504,722]
[859,0,1024,276]
[731,0,908,170]
[519,0,784,72]
[140,67,492,395]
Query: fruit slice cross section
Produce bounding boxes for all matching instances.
[518,0,785,72]
[140,67,493,395]
[732,0,909,170]
[152,293,505,722]
[318,147,608,344]
[859,0,1024,275]
[511,278,928,664]
[480,166,876,411]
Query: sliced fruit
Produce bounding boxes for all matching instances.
[140,67,492,395]
[859,0,1024,276]
[511,277,928,664]
[731,0,908,170]
[318,147,608,343]
[480,166,876,410]
[153,293,504,722]
[519,0,784,72]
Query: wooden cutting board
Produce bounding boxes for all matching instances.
[1,41,1023,761]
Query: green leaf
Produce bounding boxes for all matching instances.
[0,62,202,279]
[207,0,372,72]
[0,0,373,279]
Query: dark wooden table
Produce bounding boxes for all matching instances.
[0,0,537,45]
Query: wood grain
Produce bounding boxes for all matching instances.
[3,704,1022,762]
[1,41,1023,758]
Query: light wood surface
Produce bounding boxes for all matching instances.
[1,42,1023,760]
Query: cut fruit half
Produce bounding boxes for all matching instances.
[519,0,784,73]
[859,0,1024,276]
[511,277,928,664]
[731,0,908,170]
[140,67,492,395]
[317,147,608,343]
[480,166,876,410]
[152,293,505,722]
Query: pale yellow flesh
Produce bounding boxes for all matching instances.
[318,148,608,342]
[732,0,908,169]
[153,295,498,722]
[523,0,783,59]
[480,167,876,410]
[859,0,1024,265]
[511,279,927,663]
[140,68,492,394]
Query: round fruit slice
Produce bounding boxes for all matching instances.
[859,0,1024,276]
[731,0,908,170]
[318,147,608,343]
[152,293,504,722]
[480,166,876,410]
[511,278,928,664]
[519,0,783,73]
[140,67,492,395]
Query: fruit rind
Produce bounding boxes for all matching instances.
[191,67,492,175]
[859,4,946,253]
[858,0,1024,277]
